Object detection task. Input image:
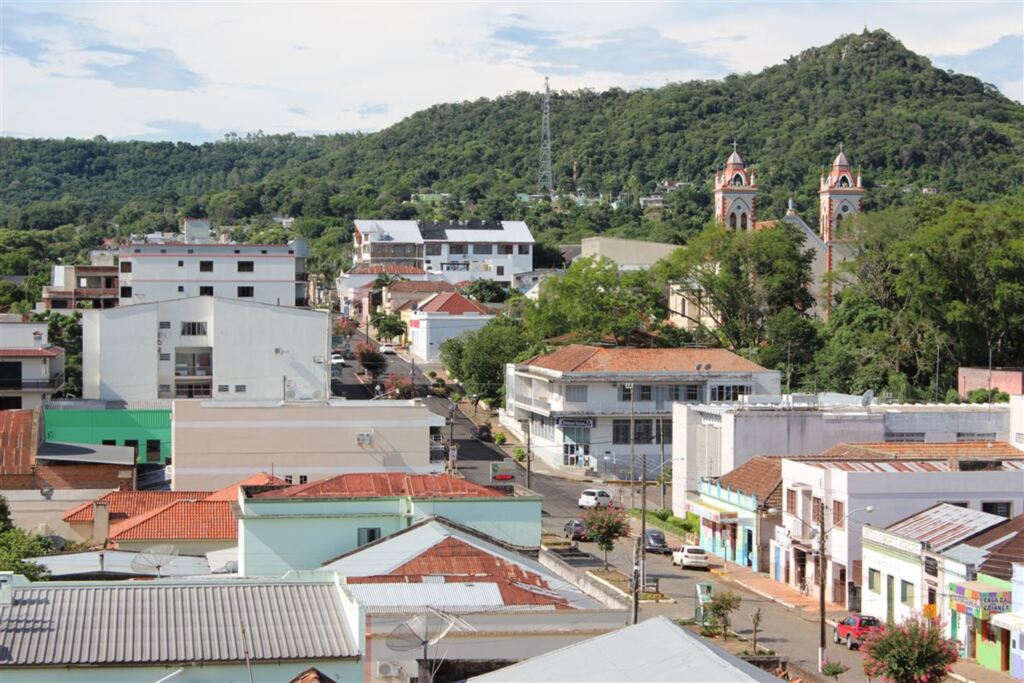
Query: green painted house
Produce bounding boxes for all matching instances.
[44,404,171,464]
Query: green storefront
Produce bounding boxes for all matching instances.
[43,408,172,464]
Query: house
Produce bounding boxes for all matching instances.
[117,221,310,307]
[236,472,542,577]
[337,263,430,319]
[771,442,1024,608]
[27,548,211,580]
[992,564,1024,680]
[468,615,779,682]
[0,572,364,683]
[579,236,680,271]
[39,253,119,313]
[959,367,1024,398]
[170,399,446,490]
[500,345,779,475]
[352,220,535,285]
[382,279,456,314]
[82,296,330,402]
[687,456,782,572]
[43,400,172,464]
[671,394,1010,496]
[408,292,495,363]
[0,315,65,410]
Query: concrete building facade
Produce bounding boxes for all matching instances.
[0,317,65,411]
[408,292,494,363]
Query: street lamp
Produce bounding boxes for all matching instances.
[778,503,874,673]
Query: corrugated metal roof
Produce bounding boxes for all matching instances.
[0,581,357,666]
[255,473,503,500]
[29,550,211,578]
[345,582,510,612]
[0,409,37,475]
[886,504,1008,551]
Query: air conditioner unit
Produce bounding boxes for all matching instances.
[356,431,373,445]
[375,662,403,678]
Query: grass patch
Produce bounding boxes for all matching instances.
[630,508,698,538]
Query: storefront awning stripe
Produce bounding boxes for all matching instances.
[685,495,738,523]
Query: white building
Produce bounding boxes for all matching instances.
[578,236,680,271]
[0,315,65,410]
[408,292,494,363]
[117,222,310,307]
[671,395,1010,499]
[1012,394,1024,451]
[82,297,329,402]
[500,345,779,476]
[771,442,1024,608]
[353,220,534,285]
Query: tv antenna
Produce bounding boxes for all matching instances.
[539,77,554,198]
[385,608,476,683]
[129,543,179,578]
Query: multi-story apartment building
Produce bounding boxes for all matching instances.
[82,297,329,402]
[0,315,65,410]
[39,251,119,313]
[500,345,779,475]
[352,220,534,285]
[117,220,310,307]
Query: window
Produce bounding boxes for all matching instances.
[181,322,207,336]
[299,475,308,484]
[983,501,1012,518]
[260,249,267,254]
[200,286,213,296]
[496,266,505,277]
[518,244,530,255]
[199,261,213,272]
[634,419,654,444]
[613,419,631,444]
[425,243,442,256]
[685,385,700,401]
[237,286,254,298]
[159,353,171,361]
[562,424,591,445]
[101,439,116,446]
[657,419,672,444]
[638,385,652,401]
[473,244,493,255]
[188,249,193,254]
[120,286,132,298]
[786,488,797,514]
[667,385,681,401]
[233,249,240,254]
[618,385,633,401]
[833,500,845,529]
[120,261,132,273]
[711,385,749,401]
[925,557,938,577]
[563,442,591,466]
[177,286,184,293]
[928,586,937,606]
[159,249,167,254]
[498,244,514,255]
[145,440,161,462]
[957,432,997,442]
[812,496,823,524]
[358,527,382,546]
[565,385,588,402]
[238,261,254,272]
[868,569,880,592]
[234,385,246,393]
[177,260,184,267]
[449,244,468,255]
[900,580,915,606]
[159,321,171,329]
[1016,432,1024,445]
[217,384,229,392]
[284,475,293,484]
[886,431,926,443]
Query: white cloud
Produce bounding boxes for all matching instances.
[1,1,1020,142]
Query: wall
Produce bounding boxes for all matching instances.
[116,539,235,556]
[43,408,172,464]
[959,368,1024,398]
[410,497,542,548]
[860,531,924,625]
[1,488,116,539]
[975,574,1013,672]
[171,400,442,490]
[409,312,493,363]
[580,236,680,269]
[1013,395,1024,453]
[3,659,362,683]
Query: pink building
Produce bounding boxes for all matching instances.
[959,367,1024,398]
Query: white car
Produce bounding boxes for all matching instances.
[330,354,347,366]
[378,343,396,355]
[672,545,709,570]
[578,489,613,509]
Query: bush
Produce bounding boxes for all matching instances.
[493,431,506,445]
[513,447,526,461]
[651,508,672,521]
[450,392,463,404]
[427,370,437,379]
[861,615,958,683]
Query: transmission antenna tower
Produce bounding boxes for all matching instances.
[538,77,554,198]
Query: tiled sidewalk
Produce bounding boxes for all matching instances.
[709,561,848,619]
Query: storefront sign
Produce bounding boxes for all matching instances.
[949,581,1012,619]
[685,496,738,524]
[863,525,922,555]
[557,418,594,428]
[775,525,792,550]
[489,461,516,483]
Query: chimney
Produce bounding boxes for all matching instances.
[93,501,110,546]
[0,571,13,605]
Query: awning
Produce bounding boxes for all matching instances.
[993,612,1024,632]
[949,580,1012,619]
[685,495,738,524]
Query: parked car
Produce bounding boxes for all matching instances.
[644,529,671,554]
[330,354,347,366]
[834,614,883,649]
[578,489,613,509]
[671,545,709,570]
[378,343,396,354]
[473,424,492,441]
[563,519,588,541]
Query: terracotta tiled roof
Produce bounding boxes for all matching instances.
[63,490,212,523]
[204,472,287,501]
[346,263,425,275]
[387,280,456,293]
[522,344,768,374]
[718,456,782,509]
[109,500,236,541]
[0,409,38,475]
[254,473,503,500]
[0,346,64,358]
[812,442,1023,461]
[417,291,489,315]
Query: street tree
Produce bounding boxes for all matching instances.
[582,506,630,571]
[356,342,387,380]
[460,279,508,303]
[705,591,742,640]
[372,312,407,341]
[457,317,540,402]
[861,615,958,683]
[0,527,53,581]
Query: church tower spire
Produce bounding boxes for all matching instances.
[714,143,758,230]
[818,144,864,241]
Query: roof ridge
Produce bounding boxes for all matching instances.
[109,498,222,539]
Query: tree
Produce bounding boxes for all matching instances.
[861,616,958,683]
[382,373,414,399]
[461,279,508,303]
[751,607,764,654]
[439,335,467,381]
[32,311,82,397]
[0,527,53,581]
[0,494,12,533]
[582,506,629,570]
[372,312,407,342]
[967,387,1010,403]
[705,591,742,640]
[458,317,540,402]
[356,342,387,379]
[333,317,358,338]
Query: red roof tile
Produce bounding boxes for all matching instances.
[63,490,212,523]
[522,344,768,374]
[417,292,489,315]
[109,500,236,541]
[813,442,1023,461]
[347,263,425,275]
[204,472,287,501]
[255,473,503,500]
[718,456,782,509]
[0,346,64,358]
[387,280,457,294]
[0,409,38,475]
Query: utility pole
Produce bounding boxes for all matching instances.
[631,536,640,624]
[627,383,635,510]
[525,421,533,490]
[818,504,827,673]
[640,451,648,587]
[410,356,416,397]
[659,417,666,509]
[539,77,554,198]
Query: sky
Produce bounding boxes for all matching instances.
[2,1,1022,143]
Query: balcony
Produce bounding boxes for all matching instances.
[0,374,64,391]
[515,395,551,412]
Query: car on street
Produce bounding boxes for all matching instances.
[473,424,492,441]
[644,528,671,554]
[563,519,588,541]
[833,614,883,649]
[379,343,396,354]
[671,545,709,570]
[577,489,613,509]
[330,354,347,366]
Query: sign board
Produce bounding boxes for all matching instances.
[489,461,516,483]
[556,418,594,428]
[775,524,792,550]
[448,445,458,468]
[863,525,923,556]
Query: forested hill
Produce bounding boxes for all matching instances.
[2,29,1022,226]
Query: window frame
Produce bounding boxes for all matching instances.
[612,419,631,445]
[199,260,214,272]
[237,286,255,298]
[237,261,255,273]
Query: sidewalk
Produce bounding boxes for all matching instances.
[709,560,847,622]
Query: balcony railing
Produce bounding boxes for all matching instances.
[516,395,551,411]
[0,374,64,391]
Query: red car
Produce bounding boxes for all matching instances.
[833,614,883,649]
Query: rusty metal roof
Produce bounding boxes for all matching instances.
[885,503,1009,551]
[0,409,38,475]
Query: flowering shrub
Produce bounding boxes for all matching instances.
[333,318,358,337]
[383,373,414,399]
[861,615,958,683]
[582,506,630,570]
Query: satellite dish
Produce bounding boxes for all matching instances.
[385,608,476,681]
[130,544,179,578]
[861,390,875,407]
